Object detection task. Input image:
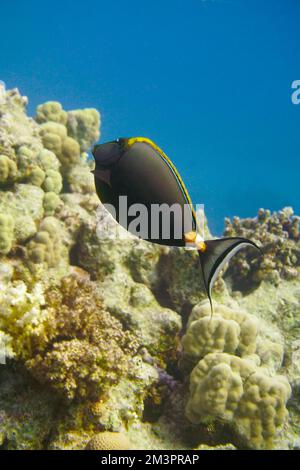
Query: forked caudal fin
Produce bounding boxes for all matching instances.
[198,237,262,315]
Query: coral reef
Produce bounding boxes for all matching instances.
[35,101,68,126]
[186,352,290,449]
[0,83,299,451]
[66,108,100,152]
[181,302,259,371]
[224,207,300,289]
[0,214,14,255]
[183,302,291,449]
[26,276,139,401]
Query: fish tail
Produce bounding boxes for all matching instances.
[198,237,261,315]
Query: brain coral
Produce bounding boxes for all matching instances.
[186,352,291,449]
[0,155,17,186]
[85,432,130,450]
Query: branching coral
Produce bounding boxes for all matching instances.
[224,207,300,290]
[26,276,139,400]
[0,331,14,363]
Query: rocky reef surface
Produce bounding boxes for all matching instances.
[0,83,299,450]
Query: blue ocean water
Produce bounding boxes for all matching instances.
[1,0,299,235]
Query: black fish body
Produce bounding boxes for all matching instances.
[94,138,196,246]
[92,137,261,310]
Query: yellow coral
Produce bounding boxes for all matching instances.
[0,214,14,255]
[35,101,67,125]
[187,301,258,357]
[26,276,139,400]
[0,155,17,185]
[85,432,130,450]
[26,217,64,268]
[42,169,62,193]
[182,316,240,363]
[43,192,61,216]
[28,166,45,186]
[40,122,80,168]
[186,352,291,449]
[60,136,80,166]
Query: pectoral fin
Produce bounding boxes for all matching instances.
[198,237,261,314]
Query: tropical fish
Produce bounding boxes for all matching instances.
[92,137,260,311]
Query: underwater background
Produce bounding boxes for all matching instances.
[0,0,300,451]
[1,0,300,234]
